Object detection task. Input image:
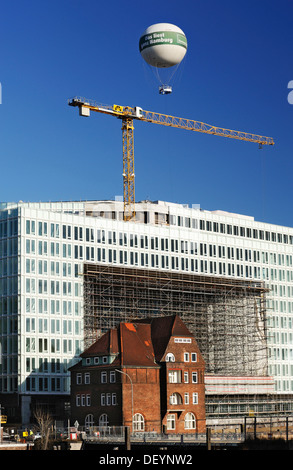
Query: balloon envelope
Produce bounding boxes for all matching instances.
[139,23,187,68]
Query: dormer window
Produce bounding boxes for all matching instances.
[165,353,175,362]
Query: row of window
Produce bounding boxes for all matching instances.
[23,216,293,247]
[199,219,293,245]
[76,370,116,385]
[168,370,198,384]
[25,317,80,335]
[25,375,69,393]
[25,279,73,295]
[25,336,81,355]
[170,392,198,405]
[76,392,117,407]
[25,298,81,316]
[75,391,199,408]
[75,370,198,385]
[25,220,293,260]
[165,352,197,362]
[82,410,197,431]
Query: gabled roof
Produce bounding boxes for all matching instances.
[81,328,119,357]
[119,322,157,367]
[134,315,193,362]
[77,315,196,368]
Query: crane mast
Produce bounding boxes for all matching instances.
[68,97,274,221]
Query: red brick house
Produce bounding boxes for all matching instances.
[69,315,206,434]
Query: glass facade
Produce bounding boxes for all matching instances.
[1,199,293,416]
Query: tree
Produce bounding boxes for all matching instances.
[33,408,53,450]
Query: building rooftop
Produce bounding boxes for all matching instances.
[77,315,199,368]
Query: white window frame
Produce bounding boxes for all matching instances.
[191,352,197,362]
[168,370,181,383]
[184,352,189,362]
[192,392,198,404]
[133,413,145,432]
[167,414,176,430]
[165,353,175,362]
[110,371,116,383]
[184,412,196,430]
[192,372,198,383]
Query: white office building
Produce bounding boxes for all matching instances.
[0,198,293,424]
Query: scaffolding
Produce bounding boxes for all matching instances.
[83,263,268,377]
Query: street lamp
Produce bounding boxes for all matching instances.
[115,369,134,431]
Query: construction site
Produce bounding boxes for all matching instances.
[82,262,278,422]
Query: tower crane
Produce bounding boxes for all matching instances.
[68,97,274,221]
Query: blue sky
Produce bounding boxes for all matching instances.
[1,0,293,227]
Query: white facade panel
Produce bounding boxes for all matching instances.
[1,199,293,398]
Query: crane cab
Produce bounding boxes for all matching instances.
[133,107,143,119]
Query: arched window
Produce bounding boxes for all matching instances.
[169,392,183,405]
[184,412,196,430]
[165,353,175,362]
[99,413,109,427]
[85,414,94,427]
[133,413,145,432]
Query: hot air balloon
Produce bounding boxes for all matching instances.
[139,23,187,94]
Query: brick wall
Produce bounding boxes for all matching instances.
[120,367,161,433]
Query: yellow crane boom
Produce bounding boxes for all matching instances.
[68,97,274,221]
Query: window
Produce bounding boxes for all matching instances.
[110,371,116,383]
[170,393,183,405]
[84,373,90,384]
[167,414,176,430]
[76,373,82,385]
[192,372,198,383]
[191,353,197,362]
[99,414,109,427]
[168,370,181,383]
[165,353,175,362]
[184,352,189,362]
[192,393,198,404]
[133,413,145,432]
[85,414,94,427]
[184,412,196,430]
[101,372,107,383]
[184,371,189,383]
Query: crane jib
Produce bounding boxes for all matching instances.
[68,96,275,220]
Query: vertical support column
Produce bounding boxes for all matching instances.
[206,427,211,450]
[122,118,135,221]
